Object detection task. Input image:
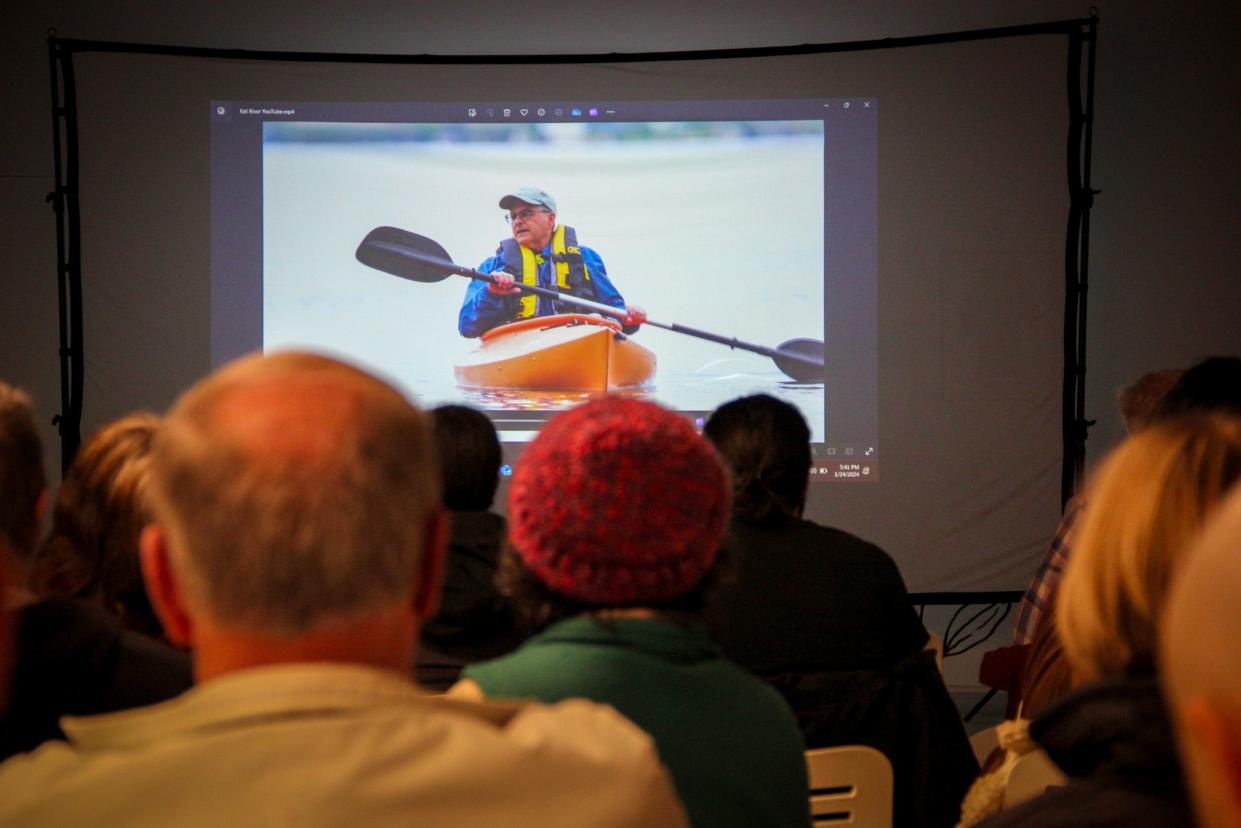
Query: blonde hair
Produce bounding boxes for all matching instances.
[1058,415,1241,683]
[149,352,440,635]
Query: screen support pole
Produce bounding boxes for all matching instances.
[1062,13,1099,508]
[47,33,84,473]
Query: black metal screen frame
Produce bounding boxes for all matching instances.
[46,18,1099,612]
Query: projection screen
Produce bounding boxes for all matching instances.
[50,23,1092,592]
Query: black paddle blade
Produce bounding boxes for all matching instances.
[356,226,456,283]
[773,338,826,383]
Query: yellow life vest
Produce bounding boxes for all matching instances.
[498,225,594,319]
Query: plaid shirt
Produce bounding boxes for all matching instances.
[1013,496,1084,644]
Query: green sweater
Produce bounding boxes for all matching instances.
[464,615,810,828]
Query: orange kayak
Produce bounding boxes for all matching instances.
[455,314,657,390]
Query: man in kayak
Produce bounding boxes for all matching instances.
[458,187,647,338]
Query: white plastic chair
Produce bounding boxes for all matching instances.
[805,745,894,827]
[1004,748,1067,809]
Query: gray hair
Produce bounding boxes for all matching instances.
[148,352,440,635]
[0,381,45,557]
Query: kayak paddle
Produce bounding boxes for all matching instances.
[355,225,825,382]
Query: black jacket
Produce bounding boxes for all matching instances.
[415,511,525,691]
[707,516,928,673]
[708,516,970,828]
[769,651,979,828]
[0,598,192,761]
[978,676,1193,828]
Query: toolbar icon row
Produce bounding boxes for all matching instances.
[466,106,602,119]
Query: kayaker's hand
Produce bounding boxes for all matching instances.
[487,271,522,296]
[621,305,647,328]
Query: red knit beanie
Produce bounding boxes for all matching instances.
[508,397,730,606]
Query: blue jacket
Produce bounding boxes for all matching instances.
[457,239,628,337]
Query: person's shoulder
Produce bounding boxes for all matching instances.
[17,598,118,648]
[428,689,650,753]
[462,629,611,702]
[460,641,533,685]
[798,519,913,593]
[974,777,1190,828]
[797,518,891,557]
[0,694,689,827]
[420,695,689,825]
[487,695,644,740]
[111,628,194,702]
[571,237,604,260]
[711,656,806,727]
[0,736,94,818]
[476,252,505,273]
[16,599,192,708]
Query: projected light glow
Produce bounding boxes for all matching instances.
[54,27,1082,589]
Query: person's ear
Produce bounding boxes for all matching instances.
[139,525,194,648]
[1183,698,1241,827]
[412,508,449,622]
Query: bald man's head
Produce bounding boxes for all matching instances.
[1162,484,1241,828]
[147,352,441,636]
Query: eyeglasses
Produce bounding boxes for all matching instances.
[505,207,548,224]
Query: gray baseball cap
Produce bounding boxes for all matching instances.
[499,187,557,213]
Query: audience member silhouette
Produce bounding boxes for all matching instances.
[28,412,166,639]
[703,393,976,828]
[0,381,44,713]
[1010,356,1241,718]
[1161,483,1241,828]
[992,368,1187,735]
[976,415,1241,828]
[0,558,10,714]
[703,394,928,672]
[0,356,688,827]
[1013,368,1183,648]
[0,384,189,763]
[415,405,524,690]
[0,382,45,599]
[453,397,811,828]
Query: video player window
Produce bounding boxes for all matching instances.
[211,98,878,477]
